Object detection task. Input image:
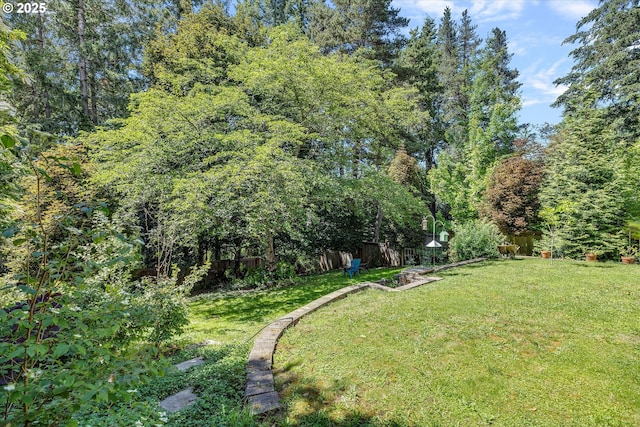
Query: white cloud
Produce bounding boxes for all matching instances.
[522,98,545,107]
[395,0,530,22]
[509,33,566,58]
[393,0,455,16]
[398,0,597,26]
[522,58,569,103]
[469,0,529,23]
[547,0,597,21]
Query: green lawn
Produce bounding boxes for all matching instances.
[148,267,403,427]
[272,259,640,427]
[179,267,404,346]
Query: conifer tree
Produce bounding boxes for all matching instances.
[306,0,408,65]
[9,0,160,135]
[467,27,521,193]
[539,107,627,259]
[553,0,640,142]
[396,16,441,169]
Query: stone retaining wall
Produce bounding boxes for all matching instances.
[245,258,487,415]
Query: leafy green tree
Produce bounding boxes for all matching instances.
[230,24,422,174]
[553,0,640,142]
[88,19,425,273]
[144,2,247,94]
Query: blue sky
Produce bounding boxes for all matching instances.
[391,0,599,127]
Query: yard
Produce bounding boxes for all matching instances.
[270,259,640,426]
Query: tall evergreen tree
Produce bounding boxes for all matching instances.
[456,9,481,142]
[430,21,521,222]
[9,0,160,136]
[553,0,640,142]
[435,7,461,150]
[396,17,442,169]
[306,0,409,65]
[539,107,629,259]
[236,0,310,27]
[467,27,521,186]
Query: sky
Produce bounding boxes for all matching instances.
[391,0,599,128]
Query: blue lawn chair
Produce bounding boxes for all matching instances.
[343,258,361,277]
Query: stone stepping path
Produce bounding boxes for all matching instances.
[159,387,197,413]
[175,356,204,372]
[245,258,488,415]
[158,341,222,413]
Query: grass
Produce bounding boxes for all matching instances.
[177,267,404,346]
[272,259,640,427]
[141,267,403,426]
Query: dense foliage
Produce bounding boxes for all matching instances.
[448,220,504,262]
[541,0,640,259]
[481,142,544,236]
[1,0,640,423]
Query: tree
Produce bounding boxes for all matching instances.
[307,0,409,65]
[396,16,442,169]
[236,0,311,27]
[430,20,521,223]
[538,107,629,259]
[467,27,521,203]
[143,3,244,94]
[553,0,640,142]
[435,7,462,149]
[229,24,423,174]
[481,152,544,236]
[9,0,161,135]
[388,144,419,187]
[87,20,426,272]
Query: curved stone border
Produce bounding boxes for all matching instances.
[245,258,487,415]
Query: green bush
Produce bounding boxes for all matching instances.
[449,220,504,262]
[0,142,198,425]
[231,261,297,289]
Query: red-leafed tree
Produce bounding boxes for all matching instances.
[481,143,544,236]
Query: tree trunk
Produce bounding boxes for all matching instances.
[89,70,98,123]
[36,13,52,120]
[353,140,361,178]
[373,201,383,243]
[77,0,89,120]
[265,231,276,269]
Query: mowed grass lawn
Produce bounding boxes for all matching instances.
[273,259,640,427]
[181,267,404,346]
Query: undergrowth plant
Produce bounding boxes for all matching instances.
[0,135,202,426]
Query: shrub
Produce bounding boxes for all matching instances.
[449,220,504,262]
[0,140,196,425]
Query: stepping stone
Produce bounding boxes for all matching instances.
[159,387,197,412]
[175,356,204,372]
[201,339,221,346]
[248,391,281,415]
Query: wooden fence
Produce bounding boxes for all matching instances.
[137,242,414,286]
[506,233,541,256]
[360,241,402,268]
